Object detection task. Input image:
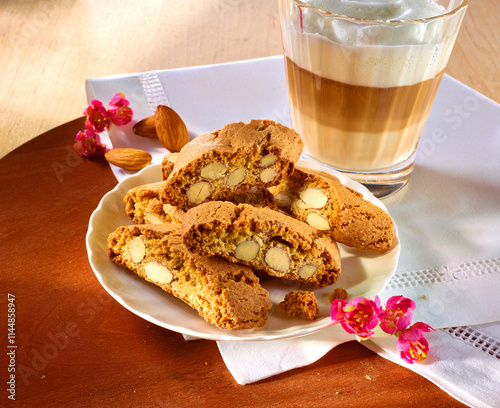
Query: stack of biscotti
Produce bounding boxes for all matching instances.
[129,120,395,254]
[108,120,305,330]
[156,119,343,289]
[108,224,271,330]
[108,119,396,328]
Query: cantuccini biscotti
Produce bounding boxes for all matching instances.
[161,120,303,208]
[278,291,319,321]
[161,153,179,180]
[124,181,185,225]
[107,224,272,330]
[227,187,278,209]
[269,166,395,253]
[125,181,277,227]
[181,201,341,288]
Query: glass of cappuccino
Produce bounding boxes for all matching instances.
[279,0,468,197]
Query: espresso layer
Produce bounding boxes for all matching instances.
[285,57,444,170]
[285,57,444,133]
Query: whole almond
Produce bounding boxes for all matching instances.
[155,105,189,152]
[133,115,157,138]
[104,148,152,170]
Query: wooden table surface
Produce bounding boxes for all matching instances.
[2,1,499,407]
[1,118,468,408]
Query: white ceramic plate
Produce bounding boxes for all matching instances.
[86,159,400,341]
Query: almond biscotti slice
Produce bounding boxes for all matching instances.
[161,120,303,208]
[161,153,179,180]
[269,166,395,253]
[228,186,278,210]
[124,181,186,225]
[108,224,272,330]
[181,201,341,288]
[125,182,276,226]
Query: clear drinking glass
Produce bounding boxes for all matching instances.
[278,0,468,197]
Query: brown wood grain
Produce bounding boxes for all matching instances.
[1,118,466,407]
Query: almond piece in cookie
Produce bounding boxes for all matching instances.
[108,224,272,330]
[161,120,303,208]
[181,201,341,288]
[270,166,395,253]
[124,181,186,225]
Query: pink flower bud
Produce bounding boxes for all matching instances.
[331,296,381,339]
[74,128,106,156]
[107,93,133,126]
[378,295,416,335]
[84,99,110,133]
[396,322,434,364]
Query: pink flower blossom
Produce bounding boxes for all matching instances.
[396,322,434,364]
[331,296,381,339]
[73,128,106,156]
[331,294,434,364]
[84,99,110,132]
[378,296,416,335]
[107,92,133,126]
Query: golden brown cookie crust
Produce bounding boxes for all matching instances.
[161,152,179,180]
[278,291,319,321]
[161,120,303,208]
[269,166,395,253]
[124,181,185,225]
[328,287,348,303]
[181,201,341,288]
[125,180,277,227]
[108,223,272,330]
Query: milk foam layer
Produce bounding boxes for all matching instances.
[286,0,459,87]
[303,0,446,21]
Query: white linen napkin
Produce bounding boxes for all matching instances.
[85,57,293,182]
[86,56,500,407]
[364,324,500,408]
